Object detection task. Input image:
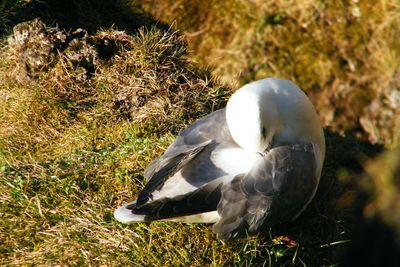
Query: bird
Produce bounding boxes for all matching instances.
[114,78,325,241]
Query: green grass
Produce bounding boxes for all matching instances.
[0,126,321,266]
[0,128,386,265]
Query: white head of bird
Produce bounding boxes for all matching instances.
[226,78,325,157]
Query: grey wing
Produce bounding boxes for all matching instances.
[137,140,212,206]
[213,142,319,241]
[128,178,223,220]
[144,108,234,181]
[143,140,212,182]
[138,108,235,207]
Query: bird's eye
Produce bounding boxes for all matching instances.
[262,127,267,139]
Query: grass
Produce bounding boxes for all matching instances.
[0,1,398,266]
[0,124,385,265]
[139,0,400,145]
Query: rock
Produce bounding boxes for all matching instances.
[8,18,67,80]
[7,19,133,81]
[360,73,400,145]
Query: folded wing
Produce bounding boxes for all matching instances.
[214,142,318,241]
[115,109,237,223]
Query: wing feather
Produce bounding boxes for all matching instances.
[138,108,236,207]
[214,142,318,241]
[137,140,212,206]
[144,108,235,181]
[127,179,223,220]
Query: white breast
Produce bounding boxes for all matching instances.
[211,147,262,175]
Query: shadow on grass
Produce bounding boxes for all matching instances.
[1,0,169,36]
[224,128,385,266]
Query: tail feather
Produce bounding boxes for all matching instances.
[114,200,146,223]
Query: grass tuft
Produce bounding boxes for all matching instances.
[0,19,229,161]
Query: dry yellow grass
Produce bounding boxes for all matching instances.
[140,0,400,145]
[0,19,229,161]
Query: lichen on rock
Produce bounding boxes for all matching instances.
[8,18,67,79]
[7,19,134,81]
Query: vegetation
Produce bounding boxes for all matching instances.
[0,0,398,266]
[140,0,400,145]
